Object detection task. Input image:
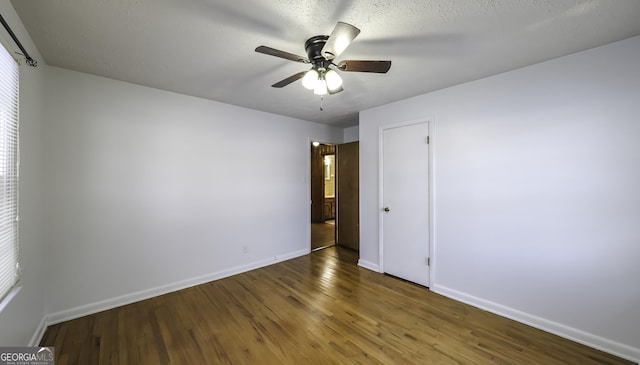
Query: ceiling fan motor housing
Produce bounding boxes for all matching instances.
[305,35,331,70]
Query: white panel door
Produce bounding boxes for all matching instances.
[382,122,430,286]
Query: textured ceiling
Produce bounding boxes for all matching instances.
[10,0,640,127]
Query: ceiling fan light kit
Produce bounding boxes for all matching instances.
[325,69,342,91]
[255,21,391,98]
[303,67,342,95]
[302,69,319,90]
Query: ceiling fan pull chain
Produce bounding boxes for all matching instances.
[320,96,324,111]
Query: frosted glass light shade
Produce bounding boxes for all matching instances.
[314,80,328,95]
[325,69,342,91]
[302,69,319,90]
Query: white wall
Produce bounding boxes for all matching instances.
[0,2,47,346]
[359,36,640,362]
[343,125,359,143]
[43,67,342,320]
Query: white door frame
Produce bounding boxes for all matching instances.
[378,118,435,287]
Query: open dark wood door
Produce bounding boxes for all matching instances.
[336,142,359,251]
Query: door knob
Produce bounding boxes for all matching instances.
[383,207,390,212]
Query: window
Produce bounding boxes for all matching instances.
[0,38,19,304]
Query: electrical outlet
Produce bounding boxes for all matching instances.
[242,246,248,254]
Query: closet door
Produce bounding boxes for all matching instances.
[382,122,430,286]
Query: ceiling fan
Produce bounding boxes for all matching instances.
[255,22,391,96]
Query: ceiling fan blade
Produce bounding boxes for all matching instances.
[271,71,308,88]
[337,60,391,73]
[321,22,360,60]
[255,46,309,64]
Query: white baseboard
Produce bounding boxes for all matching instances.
[38,252,638,363]
[432,284,640,364]
[357,259,381,272]
[46,248,309,326]
[28,315,48,347]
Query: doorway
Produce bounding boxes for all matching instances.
[311,143,336,251]
[310,141,360,253]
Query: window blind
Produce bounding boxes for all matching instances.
[0,39,19,303]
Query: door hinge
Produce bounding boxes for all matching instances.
[426,136,430,144]
[426,257,430,267]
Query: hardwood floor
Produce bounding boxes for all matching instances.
[40,247,633,365]
[310,220,335,251]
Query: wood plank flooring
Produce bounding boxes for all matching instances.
[311,221,335,251]
[40,247,634,364]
